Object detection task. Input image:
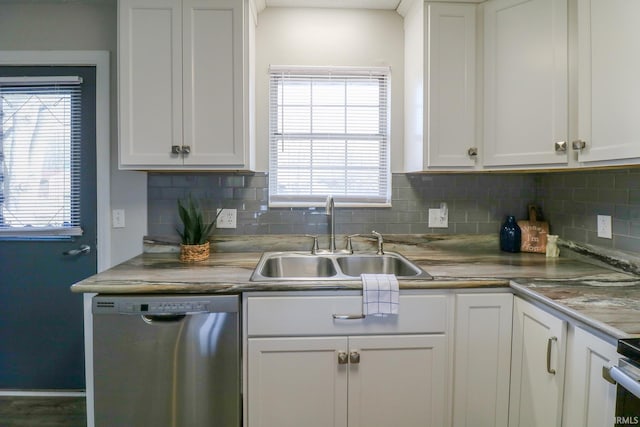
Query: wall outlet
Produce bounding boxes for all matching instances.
[216,208,237,229]
[428,208,448,228]
[597,215,612,239]
[112,209,125,228]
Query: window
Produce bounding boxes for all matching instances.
[0,76,82,237]
[269,66,391,207]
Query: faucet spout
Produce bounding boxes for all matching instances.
[326,195,336,253]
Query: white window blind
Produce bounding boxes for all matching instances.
[269,66,391,207]
[0,76,83,237]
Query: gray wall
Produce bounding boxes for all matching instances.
[0,0,147,267]
[148,172,538,238]
[149,168,640,257]
[538,168,640,254]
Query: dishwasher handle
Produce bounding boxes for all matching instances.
[142,314,187,324]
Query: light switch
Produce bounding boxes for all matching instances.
[112,209,125,228]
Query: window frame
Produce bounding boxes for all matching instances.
[268,65,392,208]
[0,76,83,238]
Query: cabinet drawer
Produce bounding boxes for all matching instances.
[247,294,448,336]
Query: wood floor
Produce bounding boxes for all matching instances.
[0,397,86,427]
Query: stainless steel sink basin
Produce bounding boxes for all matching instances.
[258,254,337,278]
[250,251,432,281]
[336,254,424,277]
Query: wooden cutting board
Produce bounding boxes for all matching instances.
[517,205,548,253]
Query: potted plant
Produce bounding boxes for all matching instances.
[176,195,221,262]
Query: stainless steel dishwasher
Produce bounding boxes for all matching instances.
[92,294,240,427]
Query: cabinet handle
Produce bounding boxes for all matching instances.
[349,351,360,364]
[572,140,587,150]
[171,145,182,154]
[546,336,557,375]
[554,141,567,152]
[332,314,366,320]
[467,147,478,157]
[337,351,349,365]
[602,365,617,385]
[182,145,191,155]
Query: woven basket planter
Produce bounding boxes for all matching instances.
[179,242,210,263]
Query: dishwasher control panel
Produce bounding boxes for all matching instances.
[92,295,239,315]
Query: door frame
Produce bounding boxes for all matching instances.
[0,50,111,271]
[0,52,109,408]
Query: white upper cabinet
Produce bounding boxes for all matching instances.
[483,0,568,168]
[403,1,478,171]
[118,0,255,170]
[575,0,640,164]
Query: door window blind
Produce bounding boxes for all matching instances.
[269,66,391,207]
[0,76,83,237]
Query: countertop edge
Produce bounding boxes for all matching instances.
[509,281,630,340]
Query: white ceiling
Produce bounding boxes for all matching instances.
[0,0,484,11]
[264,0,402,9]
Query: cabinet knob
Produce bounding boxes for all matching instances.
[572,140,587,151]
[554,141,567,152]
[349,351,361,364]
[337,351,349,365]
[467,147,478,157]
[171,145,182,154]
[182,145,191,155]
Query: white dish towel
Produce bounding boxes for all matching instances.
[361,274,399,316]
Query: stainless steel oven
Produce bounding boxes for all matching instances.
[604,338,640,427]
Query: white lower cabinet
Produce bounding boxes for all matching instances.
[246,292,619,427]
[562,326,618,427]
[453,293,513,427]
[510,297,568,427]
[247,334,447,427]
[245,293,450,427]
[247,337,348,427]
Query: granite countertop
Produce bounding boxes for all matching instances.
[70,234,640,339]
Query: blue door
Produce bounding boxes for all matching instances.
[0,66,97,389]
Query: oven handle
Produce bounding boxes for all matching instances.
[605,365,640,399]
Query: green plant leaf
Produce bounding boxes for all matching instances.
[176,194,219,245]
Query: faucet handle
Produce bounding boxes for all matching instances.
[345,234,360,254]
[371,230,384,255]
[304,234,319,255]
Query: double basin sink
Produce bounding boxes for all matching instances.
[250,251,432,281]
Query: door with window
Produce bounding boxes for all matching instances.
[0,66,97,389]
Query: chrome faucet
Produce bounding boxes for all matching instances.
[371,230,384,255]
[326,195,336,253]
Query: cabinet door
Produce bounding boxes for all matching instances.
[576,0,640,163]
[426,3,477,168]
[247,337,348,427]
[183,0,246,166]
[453,293,513,427]
[562,327,617,427]
[483,0,568,167]
[119,0,183,166]
[347,334,448,427]
[510,297,567,427]
[404,1,477,171]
